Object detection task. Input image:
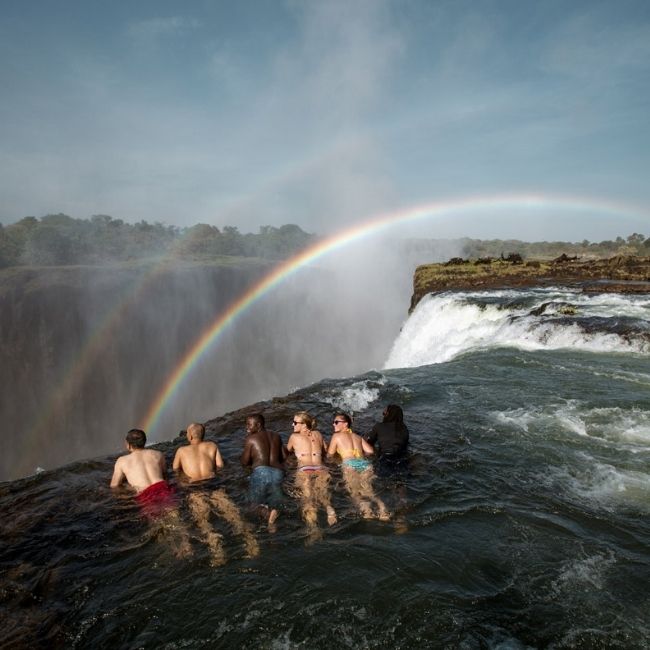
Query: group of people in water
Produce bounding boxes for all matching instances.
[110,405,409,562]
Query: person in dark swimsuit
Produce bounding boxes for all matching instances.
[364,404,410,476]
[365,405,411,532]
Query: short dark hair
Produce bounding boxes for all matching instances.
[334,411,352,427]
[126,428,146,448]
[248,413,265,428]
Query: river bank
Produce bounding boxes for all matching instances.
[411,255,650,311]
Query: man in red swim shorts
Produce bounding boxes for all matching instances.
[110,428,191,558]
[110,428,177,518]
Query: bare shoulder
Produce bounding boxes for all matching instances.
[201,440,219,452]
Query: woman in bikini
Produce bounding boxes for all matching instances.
[327,411,389,521]
[287,411,337,529]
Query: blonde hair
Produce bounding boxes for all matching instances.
[294,411,316,430]
[187,422,205,440]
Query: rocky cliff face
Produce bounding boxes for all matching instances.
[411,255,650,312]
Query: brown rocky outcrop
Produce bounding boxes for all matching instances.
[411,255,650,312]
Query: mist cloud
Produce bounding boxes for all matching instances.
[1,1,648,240]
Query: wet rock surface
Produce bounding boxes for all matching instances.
[411,255,650,311]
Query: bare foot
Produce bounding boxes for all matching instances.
[244,536,260,559]
[305,526,323,546]
[359,503,373,519]
[303,507,318,527]
[268,508,279,525]
[175,539,194,560]
[378,509,391,522]
[209,546,227,567]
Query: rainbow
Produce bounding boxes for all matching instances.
[140,192,649,435]
[24,259,185,447]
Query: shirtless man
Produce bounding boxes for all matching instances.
[110,428,190,557]
[173,422,258,565]
[286,411,336,530]
[241,413,284,530]
[173,422,224,479]
[110,429,168,495]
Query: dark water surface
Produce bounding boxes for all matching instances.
[0,286,650,649]
[2,343,649,648]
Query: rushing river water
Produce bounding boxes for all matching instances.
[1,287,649,648]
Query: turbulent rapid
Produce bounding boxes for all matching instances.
[1,287,649,648]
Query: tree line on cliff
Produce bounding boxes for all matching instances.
[0,213,648,268]
[458,233,649,260]
[0,214,314,267]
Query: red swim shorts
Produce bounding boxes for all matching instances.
[135,480,177,519]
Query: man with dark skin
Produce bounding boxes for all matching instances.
[241,413,285,530]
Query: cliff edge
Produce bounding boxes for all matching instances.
[411,255,650,312]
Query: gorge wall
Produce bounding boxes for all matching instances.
[1,251,415,482]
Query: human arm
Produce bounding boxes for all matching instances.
[214,443,224,469]
[316,431,328,456]
[172,448,182,474]
[158,451,167,479]
[364,425,378,446]
[270,433,285,465]
[240,439,252,467]
[277,434,288,461]
[361,437,374,456]
[327,433,339,458]
[110,457,126,488]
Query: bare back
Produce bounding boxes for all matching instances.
[110,449,166,493]
[328,429,373,460]
[173,440,223,481]
[242,430,284,469]
[288,429,326,468]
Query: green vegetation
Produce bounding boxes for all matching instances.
[411,253,650,311]
[0,214,315,268]
[458,233,650,260]
[1,211,648,269]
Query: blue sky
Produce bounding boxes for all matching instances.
[1,0,649,240]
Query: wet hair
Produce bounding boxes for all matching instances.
[248,413,265,428]
[334,411,352,427]
[187,422,205,440]
[294,411,316,430]
[383,404,404,426]
[126,428,146,449]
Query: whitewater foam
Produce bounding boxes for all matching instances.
[318,377,385,415]
[491,401,650,451]
[384,290,650,369]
